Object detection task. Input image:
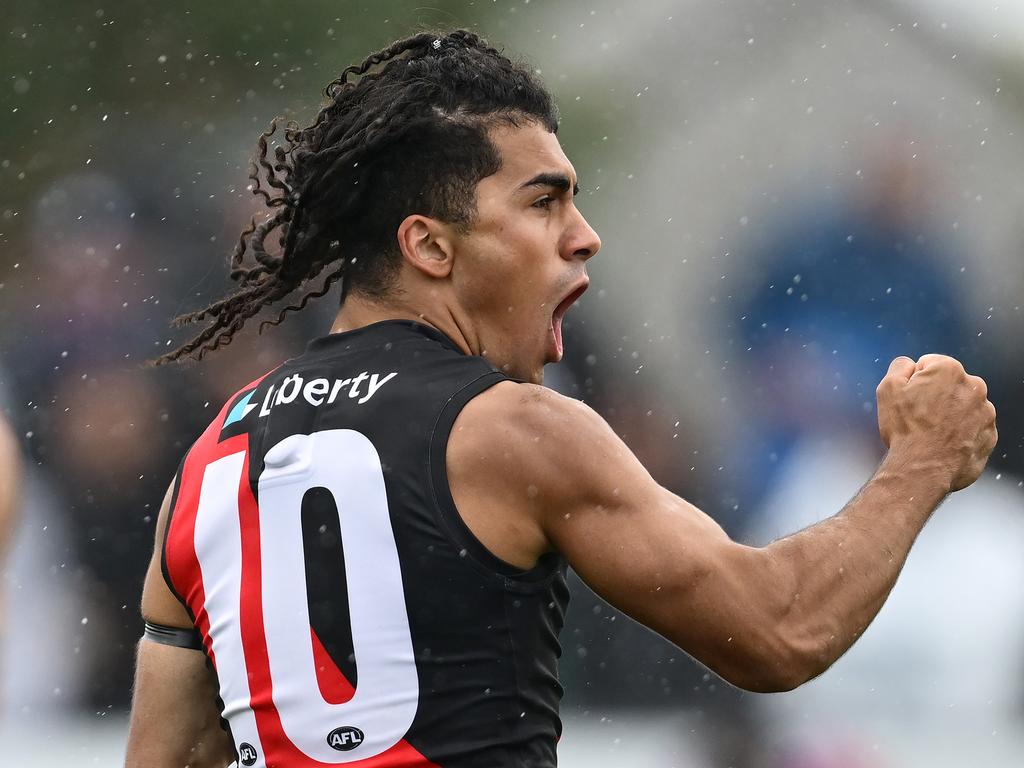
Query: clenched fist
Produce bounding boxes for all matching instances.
[876,354,998,492]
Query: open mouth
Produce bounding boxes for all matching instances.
[549,281,589,361]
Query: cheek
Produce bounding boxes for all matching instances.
[458,222,553,333]
[486,274,537,333]
[461,242,529,311]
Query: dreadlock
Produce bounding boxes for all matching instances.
[155,29,558,364]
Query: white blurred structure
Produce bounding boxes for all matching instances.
[1,472,88,720]
[748,435,1024,766]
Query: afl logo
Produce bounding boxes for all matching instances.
[238,742,258,766]
[327,725,365,751]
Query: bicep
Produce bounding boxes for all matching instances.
[520,393,768,677]
[541,412,744,627]
[455,384,771,683]
[125,641,234,768]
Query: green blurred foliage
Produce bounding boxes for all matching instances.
[0,2,540,259]
[0,1,624,273]
[2,2,484,137]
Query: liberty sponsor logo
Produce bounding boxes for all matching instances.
[260,371,397,415]
[327,725,365,751]
[222,371,397,431]
[238,742,258,766]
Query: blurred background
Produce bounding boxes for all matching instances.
[2,0,1024,765]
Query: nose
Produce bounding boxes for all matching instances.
[564,208,602,262]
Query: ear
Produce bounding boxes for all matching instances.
[396,215,454,280]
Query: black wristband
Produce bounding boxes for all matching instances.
[143,620,204,651]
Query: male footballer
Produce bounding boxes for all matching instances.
[125,30,997,768]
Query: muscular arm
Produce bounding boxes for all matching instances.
[124,482,235,768]
[448,356,996,692]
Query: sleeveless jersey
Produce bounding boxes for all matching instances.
[162,321,569,768]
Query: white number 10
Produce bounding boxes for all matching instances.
[193,429,419,765]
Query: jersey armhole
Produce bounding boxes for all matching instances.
[428,371,562,588]
[160,452,192,611]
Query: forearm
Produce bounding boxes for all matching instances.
[758,448,950,685]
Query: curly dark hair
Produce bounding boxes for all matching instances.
[155,29,558,365]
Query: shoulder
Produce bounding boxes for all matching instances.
[449,381,632,506]
[444,381,618,567]
[463,380,600,426]
[457,381,605,449]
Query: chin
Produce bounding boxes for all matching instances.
[495,338,549,384]
[510,361,547,385]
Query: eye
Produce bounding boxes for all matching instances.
[532,196,554,210]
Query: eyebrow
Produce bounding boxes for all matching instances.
[519,172,580,196]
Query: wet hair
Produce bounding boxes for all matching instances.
[156,29,558,364]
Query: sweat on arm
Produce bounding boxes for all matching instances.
[446,367,991,693]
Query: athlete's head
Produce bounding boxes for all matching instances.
[157,29,600,382]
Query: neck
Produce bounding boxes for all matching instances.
[329,292,477,356]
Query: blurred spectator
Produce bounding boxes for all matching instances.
[721,149,1024,765]
[0,159,320,710]
[726,149,971,522]
[983,358,1024,479]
